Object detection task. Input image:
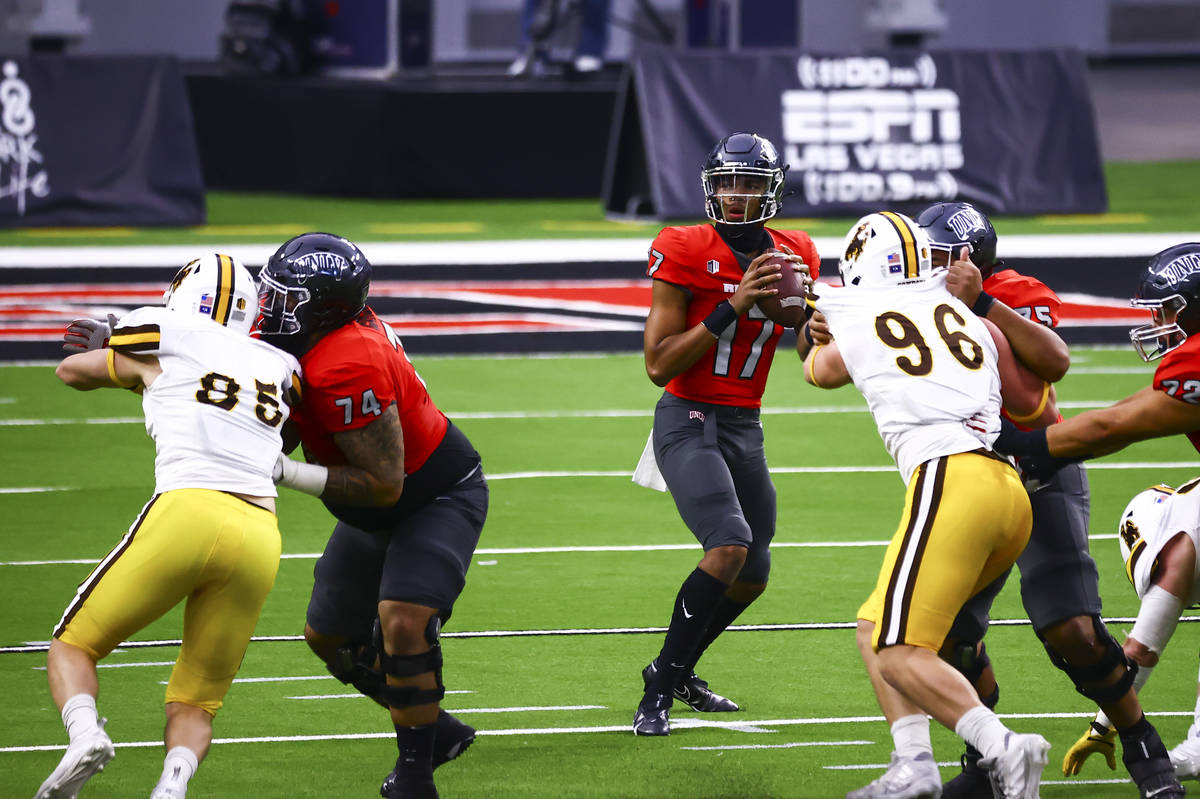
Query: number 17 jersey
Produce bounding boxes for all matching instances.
[648,224,820,407]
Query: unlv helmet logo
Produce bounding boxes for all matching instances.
[1153,251,1200,288]
[946,207,988,240]
[294,251,350,277]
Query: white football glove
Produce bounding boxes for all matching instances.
[63,313,120,353]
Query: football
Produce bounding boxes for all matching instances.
[981,317,1057,427]
[756,252,810,328]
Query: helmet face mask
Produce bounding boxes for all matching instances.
[838,212,933,288]
[256,232,371,351]
[256,272,311,337]
[1130,293,1187,361]
[916,202,998,277]
[163,253,258,336]
[1130,243,1200,362]
[701,133,786,225]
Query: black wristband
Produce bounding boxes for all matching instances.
[994,419,1049,457]
[802,322,815,346]
[702,300,738,336]
[971,290,997,317]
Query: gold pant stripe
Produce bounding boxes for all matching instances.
[53,495,158,638]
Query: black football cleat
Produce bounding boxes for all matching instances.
[642,660,740,713]
[432,710,475,769]
[380,712,473,797]
[632,691,672,736]
[941,745,993,799]
[379,770,439,799]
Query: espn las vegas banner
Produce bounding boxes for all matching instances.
[0,55,205,228]
[603,46,1107,218]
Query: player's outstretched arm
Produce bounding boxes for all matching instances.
[1047,387,1200,457]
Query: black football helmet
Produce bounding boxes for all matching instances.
[1130,242,1200,361]
[701,132,786,225]
[916,202,1000,277]
[257,232,371,352]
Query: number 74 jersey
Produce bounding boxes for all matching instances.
[109,306,301,497]
[814,273,1003,484]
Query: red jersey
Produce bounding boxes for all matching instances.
[648,224,821,407]
[984,269,1065,427]
[983,270,1062,329]
[1153,335,1200,453]
[292,306,447,475]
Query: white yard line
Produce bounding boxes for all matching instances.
[1,710,1191,754]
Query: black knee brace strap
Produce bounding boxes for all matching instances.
[326,638,386,704]
[949,640,992,685]
[376,615,446,708]
[1042,615,1138,705]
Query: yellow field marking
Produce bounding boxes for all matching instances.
[1036,213,1149,225]
[367,222,483,234]
[539,220,656,232]
[17,228,135,238]
[189,225,309,236]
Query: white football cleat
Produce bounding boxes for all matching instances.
[1170,733,1200,779]
[845,751,942,799]
[979,732,1050,799]
[35,719,115,799]
[149,784,187,799]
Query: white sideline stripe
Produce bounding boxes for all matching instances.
[8,618,1199,654]
[3,710,1192,754]
[0,531,1134,566]
[280,700,604,710]
[683,741,873,751]
[0,396,1161,427]
[0,528,1172,566]
[0,396,1149,428]
[0,487,66,493]
[277,686,474,693]
[7,457,1195,500]
[0,233,1194,268]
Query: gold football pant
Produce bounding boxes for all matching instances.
[54,488,281,714]
[859,451,1031,652]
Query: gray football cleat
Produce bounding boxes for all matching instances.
[845,751,942,799]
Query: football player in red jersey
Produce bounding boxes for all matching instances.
[928,205,1186,799]
[257,233,487,799]
[632,132,819,736]
[999,242,1200,460]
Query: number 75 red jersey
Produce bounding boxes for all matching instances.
[647,224,820,407]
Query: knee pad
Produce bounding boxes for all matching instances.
[377,615,446,709]
[947,640,992,685]
[325,634,386,704]
[1041,615,1137,705]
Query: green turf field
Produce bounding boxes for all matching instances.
[1,161,1198,246]
[2,347,1199,798]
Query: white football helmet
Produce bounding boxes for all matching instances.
[838,211,933,288]
[1117,484,1174,598]
[163,253,258,335]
